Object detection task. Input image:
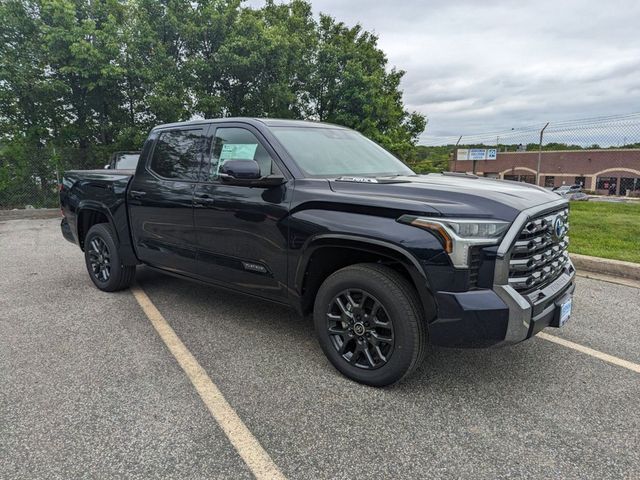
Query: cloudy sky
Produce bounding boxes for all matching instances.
[250,0,640,144]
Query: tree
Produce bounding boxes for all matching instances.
[183,0,241,118]
[307,14,425,158]
[39,0,131,168]
[131,0,193,125]
[212,0,316,118]
[0,0,427,207]
[0,0,61,206]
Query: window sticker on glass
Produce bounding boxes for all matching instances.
[219,143,258,161]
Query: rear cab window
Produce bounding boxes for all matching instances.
[114,154,139,170]
[149,128,205,180]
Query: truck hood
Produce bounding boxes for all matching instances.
[329,174,564,221]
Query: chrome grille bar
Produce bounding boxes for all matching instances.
[507,207,570,293]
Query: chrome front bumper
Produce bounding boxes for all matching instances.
[494,260,576,344]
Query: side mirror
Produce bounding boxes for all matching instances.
[220,159,261,180]
[219,159,286,187]
[104,164,111,169]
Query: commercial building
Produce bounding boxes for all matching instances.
[450,148,640,195]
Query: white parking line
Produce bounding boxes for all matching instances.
[537,332,640,374]
[131,285,287,480]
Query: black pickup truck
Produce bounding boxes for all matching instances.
[60,118,575,386]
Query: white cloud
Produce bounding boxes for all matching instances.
[247,0,640,144]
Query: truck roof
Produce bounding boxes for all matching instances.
[152,117,348,131]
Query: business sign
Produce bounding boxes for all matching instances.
[457,148,497,161]
[469,149,487,160]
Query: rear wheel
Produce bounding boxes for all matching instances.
[313,263,427,387]
[84,223,135,292]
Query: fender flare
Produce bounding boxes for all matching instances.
[75,201,139,265]
[76,201,120,247]
[296,233,436,320]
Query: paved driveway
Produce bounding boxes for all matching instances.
[1,218,638,479]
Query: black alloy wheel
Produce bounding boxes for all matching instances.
[84,223,136,292]
[314,263,428,387]
[87,236,111,283]
[326,289,395,369]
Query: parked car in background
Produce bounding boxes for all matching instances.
[552,184,582,197]
[568,192,589,201]
[104,151,141,170]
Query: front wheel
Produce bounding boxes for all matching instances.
[84,223,136,292]
[313,263,427,387]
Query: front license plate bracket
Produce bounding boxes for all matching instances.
[550,295,572,328]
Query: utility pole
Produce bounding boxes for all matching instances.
[536,122,549,186]
[453,135,462,171]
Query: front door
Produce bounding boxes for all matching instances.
[193,123,292,302]
[128,126,206,275]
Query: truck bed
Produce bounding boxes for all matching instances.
[62,169,134,199]
[60,169,136,263]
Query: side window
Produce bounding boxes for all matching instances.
[208,127,280,180]
[149,129,203,180]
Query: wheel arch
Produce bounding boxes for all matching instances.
[76,200,138,265]
[296,234,436,322]
[76,203,117,250]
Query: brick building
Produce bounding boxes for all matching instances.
[450,149,640,195]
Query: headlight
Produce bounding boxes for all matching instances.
[397,215,510,268]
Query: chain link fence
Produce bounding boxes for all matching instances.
[420,112,640,196]
[3,112,640,209]
[0,144,116,210]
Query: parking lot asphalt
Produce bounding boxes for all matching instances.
[1,218,639,479]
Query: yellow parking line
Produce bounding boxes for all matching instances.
[538,332,640,374]
[131,285,287,480]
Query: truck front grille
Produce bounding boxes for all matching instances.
[508,207,570,293]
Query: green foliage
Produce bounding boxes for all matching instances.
[406,145,451,173]
[0,0,426,207]
[307,15,425,159]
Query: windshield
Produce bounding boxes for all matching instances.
[270,126,414,177]
[115,153,139,170]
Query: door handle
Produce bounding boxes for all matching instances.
[129,190,147,199]
[195,195,215,205]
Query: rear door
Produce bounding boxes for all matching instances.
[128,126,206,275]
[193,123,292,302]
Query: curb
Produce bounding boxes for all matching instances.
[0,208,60,221]
[571,253,640,281]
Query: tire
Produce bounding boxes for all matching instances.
[84,223,136,292]
[313,263,427,387]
